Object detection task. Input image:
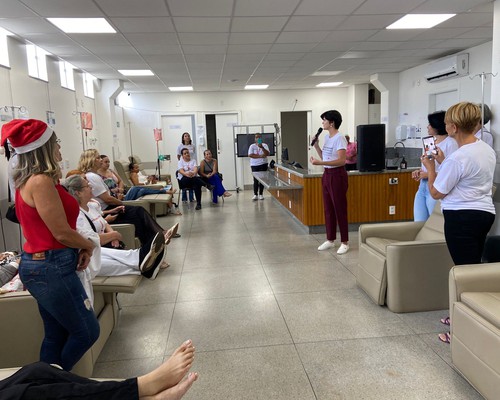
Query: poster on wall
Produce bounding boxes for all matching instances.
[46,111,55,125]
[154,128,163,141]
[81,112,93,130]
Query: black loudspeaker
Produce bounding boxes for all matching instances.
[356,124,385,172]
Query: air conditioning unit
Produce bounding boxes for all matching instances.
[424,54,469,83]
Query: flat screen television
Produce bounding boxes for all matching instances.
[236,133,275,157]
[281,147,289,162]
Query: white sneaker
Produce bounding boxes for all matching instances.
[258,195,264,200]
[337,243,349,254]
[318,241,335,251]
[252,195,258,201]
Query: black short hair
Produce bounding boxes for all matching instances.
[320,110,342,129]
[427,111,447,135]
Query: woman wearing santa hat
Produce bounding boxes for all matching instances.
[1,119,100,371]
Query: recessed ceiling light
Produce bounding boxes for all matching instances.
[245,85,269,90]
[118,70,154,76]
[316,82,343,88]
[47,18,116,33]
[311,71,343,76]
[386,14,455,29]
[168,86,193,91]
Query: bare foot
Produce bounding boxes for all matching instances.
[138,340,195,397]
[223,192,232,197]
[149,372,198,400]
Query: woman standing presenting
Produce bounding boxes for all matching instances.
[422,102,496,343]
[311,110,349,255]
[1,119,99,371]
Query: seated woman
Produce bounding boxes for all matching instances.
[177,147,213,210]
[64,175,173,284]
[0,252,20,286]
[97,154,125,200]
[78,149,179,244]
[199,149,232,204]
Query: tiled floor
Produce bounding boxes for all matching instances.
[93,191,482,399]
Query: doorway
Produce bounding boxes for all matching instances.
[280,111,308,167]
[205,113,239,190]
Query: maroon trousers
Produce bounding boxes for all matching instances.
[322,167,349,243]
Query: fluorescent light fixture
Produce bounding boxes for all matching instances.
[311,71,343,76]
[316,82,343,88]
[244,85,269,90]
[386,14,455,29]
[168,86,193,91]
[118,70,154,76]
[47,18,116,33]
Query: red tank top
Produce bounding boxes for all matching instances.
[15,184,79,253]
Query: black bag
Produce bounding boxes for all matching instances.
[6,204,19,224]
[217,172,223,181]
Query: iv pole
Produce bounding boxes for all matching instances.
[469,72,497,139]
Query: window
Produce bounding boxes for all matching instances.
[83,72,96,98]
[26,44,49,81]
[59,60,75,90]
[0,28,11,67]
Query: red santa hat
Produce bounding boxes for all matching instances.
[1,119,54,154]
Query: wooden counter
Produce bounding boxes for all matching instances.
[268,164,419,231]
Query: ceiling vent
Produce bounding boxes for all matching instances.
[424,54,469,83]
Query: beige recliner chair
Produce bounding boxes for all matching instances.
[357,201,454,312]
[448,263,500,400]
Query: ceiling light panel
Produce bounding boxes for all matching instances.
[386,14,456,29]
[47,18,116,33]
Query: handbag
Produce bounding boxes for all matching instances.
[6,204,19,224]
[217,172,223,181]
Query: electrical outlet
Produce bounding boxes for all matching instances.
[165,154,170,161]
[389,206,396,215]
[389,177,398,185]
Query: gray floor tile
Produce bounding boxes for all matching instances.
[396,309,449,334]
[276,289,414,342]
[166,295,292,353]
[97,303,174,362]
[254,240,336,263]
[93,356,162,379]
[183,345,315,400]
[297,336,482,400]
[263,259,356,293]
[183,243,261,269]
[177,264,272,301]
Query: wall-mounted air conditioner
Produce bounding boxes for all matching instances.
[424,54,469,83]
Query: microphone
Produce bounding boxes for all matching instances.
[310,127,323,146]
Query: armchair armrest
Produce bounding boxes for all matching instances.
[449,263,500,304]
[111,223,136,249]
[359,221,424,244]
[122,199,149,212]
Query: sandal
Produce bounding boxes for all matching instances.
[440,316,450,326]
[438,332,451,344]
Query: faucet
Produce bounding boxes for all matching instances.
[393,141,406,158]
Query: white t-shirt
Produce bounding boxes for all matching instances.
[177,158,198,180]
[248,143,269,167]
[475,127,494,148]
[78,200,107,234]
[322,133,347,169]
[421,136,458,174]
[86,171,111,210]
[434,140,496,213]
[177,143,196,163]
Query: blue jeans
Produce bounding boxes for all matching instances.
[413,179,436,221]
[124,186,166,201]
[19,248,100,371]
[181,188,195,202]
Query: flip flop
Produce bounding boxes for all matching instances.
[438,332,451,344]
[440,316,451,326]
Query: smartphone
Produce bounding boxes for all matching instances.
[257,138,263,144]
[422,136,437,156]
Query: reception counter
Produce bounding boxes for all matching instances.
[255,164,419,232]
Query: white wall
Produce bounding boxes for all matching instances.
[398,42,493,136]
[116,88,350,186]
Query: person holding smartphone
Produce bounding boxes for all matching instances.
[248,133,270,201]
[411,111,458,221]
[422,102,496,344]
